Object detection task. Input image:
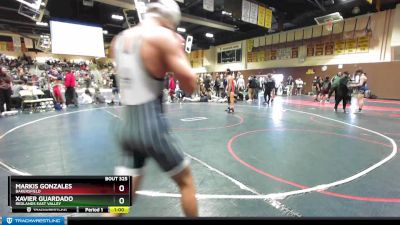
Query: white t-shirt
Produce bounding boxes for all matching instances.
[295,80,303,88]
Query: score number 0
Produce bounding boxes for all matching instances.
[117,184,127,205]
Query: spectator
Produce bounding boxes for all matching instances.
[64,69,78,107]
[0,66,12,115]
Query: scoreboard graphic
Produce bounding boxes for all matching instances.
[8,176,131,214]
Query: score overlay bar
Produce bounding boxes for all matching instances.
[8,176,131,213]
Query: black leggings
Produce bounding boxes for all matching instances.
[0,88,12,113]
[328,87,336,99]
[334,93,348,110]
[264,89,272,103]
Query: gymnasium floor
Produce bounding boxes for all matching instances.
[0,96,399,217]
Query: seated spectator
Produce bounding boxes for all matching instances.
[10,80,24,109]
[93,88,106,104]
[78,89,93,104]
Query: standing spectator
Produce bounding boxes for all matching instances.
[109,72,119,105]
[295,78,304,95]
[314,76,322,102]
[286,76,294,96]
[84,73,92,89]
[236,73,245,100]
[263,74,276,105]
[312,76,318,96]
[64,69,78,107]
[214,75,221,97]
[247,76,256,102]
[0,66,12,114]
[204,74,212,100]
[169,73,176,103]
[175,80,183,102]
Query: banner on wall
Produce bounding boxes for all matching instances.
[203,0,214,12]
[345,39,357,54]
[335,40,346,55]
[190,50,203,68]
[277,48,291,60]
[325,42,334,55]
[264,8,272,29]
[241,0,250,23]
[217,43,242,52]
[12,36,21,48]
[252,51,258,62]
[0,42,7,51]
[249,2,258,25]
[315,43,324,56]
[257,6,265,27]
[306,45,314,57]
[257,51,265,61]
[270,49,277,60]
[357,36,369,53]
[247,39,254,52]
[247,52,253,63]
[24,38,33,49]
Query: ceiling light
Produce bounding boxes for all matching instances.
[352,6,360,14]
[103,30,108,34]
[177,27,186,33]
[222,11,232,16]
[36,22,48,27]
[205,33,214,38]
[111,14,124,20]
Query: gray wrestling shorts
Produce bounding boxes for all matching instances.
[115,98,189,177]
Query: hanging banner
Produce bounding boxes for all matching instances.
[315,43,324,56]
[277,48,291,60]
[345,39,357,54]
[247,52,253,63]
[257,51,265,62]
[257,6,266,27]
[252,51,258,62]
[12,36,21,48]
[291,47,299,58]
[203,0,214,12]
[357,36,369,53]
[249,2,258,25]
[264,8,273,29]
[259,36,266,46]
[247,39,254,52]
[307,45,315,57]
[325,42,334,55]
[265,49,271,61]
[335,40,346,55]
[241,0,250,23]
[270,49,277,60]
[6,42,14,51]
[24,38,33,49]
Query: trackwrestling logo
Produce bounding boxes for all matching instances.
[2,217,64,225]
